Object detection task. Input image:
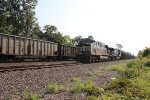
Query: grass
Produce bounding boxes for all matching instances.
[86,95,100,100]
[86,68,104,78]
[70,77,80,82]
[71,79,104,99]
[24,91,41,100]
[86,71,95,77]
[106,64,126,73]
[93,69,104,76]
[71,78,85,94]
[47,83,65,93]
[102,57,150,99]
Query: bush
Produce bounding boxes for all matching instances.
[143,58,150,67]
[142,48,150,57]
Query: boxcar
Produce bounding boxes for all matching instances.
[0,33,58,62]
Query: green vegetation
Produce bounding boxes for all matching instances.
[86,71,94,77]
[93,69,104,76]
[103,57,150,99]
[0,0,38,35]
[70,77,81,82]
[24,91,40,100]
[71,78,104,99]
[86,68,104,78]
[138,47,150,58]
[47,83,65,93]
[106,64,126,73]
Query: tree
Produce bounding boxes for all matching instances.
[42,25,63,44]
[43,25,57,33]
[142,47,150,57]
[0,0,38,35]
[62,35,73,45]
[138,50,143,58]
[31,23,42,38]
[73,35,82,45]
[87,35,94,40]
[116,44,123,50]
[0,0,10,33]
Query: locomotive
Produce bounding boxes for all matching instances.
[76,38,121,63]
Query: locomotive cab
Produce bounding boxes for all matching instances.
[76,38,94,62]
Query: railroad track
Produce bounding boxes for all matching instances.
[0,61,82,72]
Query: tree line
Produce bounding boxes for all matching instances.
[0,0,95,45]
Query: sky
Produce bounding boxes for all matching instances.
[35,0,150,55]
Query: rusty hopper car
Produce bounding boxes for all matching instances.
[0,33,58,62]
[58,44,77,60]
[76,38,121,63]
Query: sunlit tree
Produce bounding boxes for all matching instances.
[87,35,94,40]
[116,44,123,50]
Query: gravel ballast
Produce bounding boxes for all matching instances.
[0,60,132,99]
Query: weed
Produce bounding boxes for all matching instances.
[127,59,144,68]
[86,71,94,77]
[105,57,150,99]
[86,95,99,100]
[101,93,126,100]
[124,68,142,78]
[106,64,126,73]
[106,78,132,94]
[131,78,150,97]
[47,83,65,93]
[93,69,104,76]
[82,81,104,96]
[72,79,104,98]
[70,77,80,82]
[71,78,84,94]
[24,91,40,100]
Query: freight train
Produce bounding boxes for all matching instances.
[0,33,134,63]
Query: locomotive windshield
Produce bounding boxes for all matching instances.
[77,38,95,47]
